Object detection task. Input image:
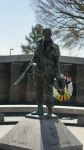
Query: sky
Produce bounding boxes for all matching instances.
[0,0,84,57]
[0,0,36,55]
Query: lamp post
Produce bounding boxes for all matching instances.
[10,48,14,55]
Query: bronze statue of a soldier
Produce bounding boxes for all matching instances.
[31,28,63,116]
[14,27,64,117]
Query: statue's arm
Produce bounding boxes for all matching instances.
[55,56,61,78]
[54,44,65,89]
[53,44,61,78]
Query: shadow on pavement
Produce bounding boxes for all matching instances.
[0,121,18,125]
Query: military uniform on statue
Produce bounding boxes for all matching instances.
[30,28,64,117]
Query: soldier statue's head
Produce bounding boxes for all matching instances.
[42,28,52,40]
[35,24,43,35]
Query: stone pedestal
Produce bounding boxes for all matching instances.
[0,116,83,150]
[78,115,84,126]
[0,113,4,123]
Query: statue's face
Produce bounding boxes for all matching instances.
[35,24,43,35]
[37,26,43,35]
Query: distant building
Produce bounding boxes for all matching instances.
[0,54,84,106]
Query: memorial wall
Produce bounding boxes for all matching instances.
[0,55,84,106]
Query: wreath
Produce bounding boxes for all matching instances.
[53,77,73,101]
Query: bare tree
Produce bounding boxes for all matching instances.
[34,0,84,49]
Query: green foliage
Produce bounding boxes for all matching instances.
[21,24,43,54]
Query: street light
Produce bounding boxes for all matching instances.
[10,48,14,55]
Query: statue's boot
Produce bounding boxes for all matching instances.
[31,105,44,116]
[47,107,53,116]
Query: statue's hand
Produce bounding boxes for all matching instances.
[57,77,65,89]
[31,63,36,74]
[13,82,17,86]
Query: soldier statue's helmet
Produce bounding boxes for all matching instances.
[42,28,52,37]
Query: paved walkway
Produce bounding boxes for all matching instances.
[61,118,84,149]
[0,116,83,149]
